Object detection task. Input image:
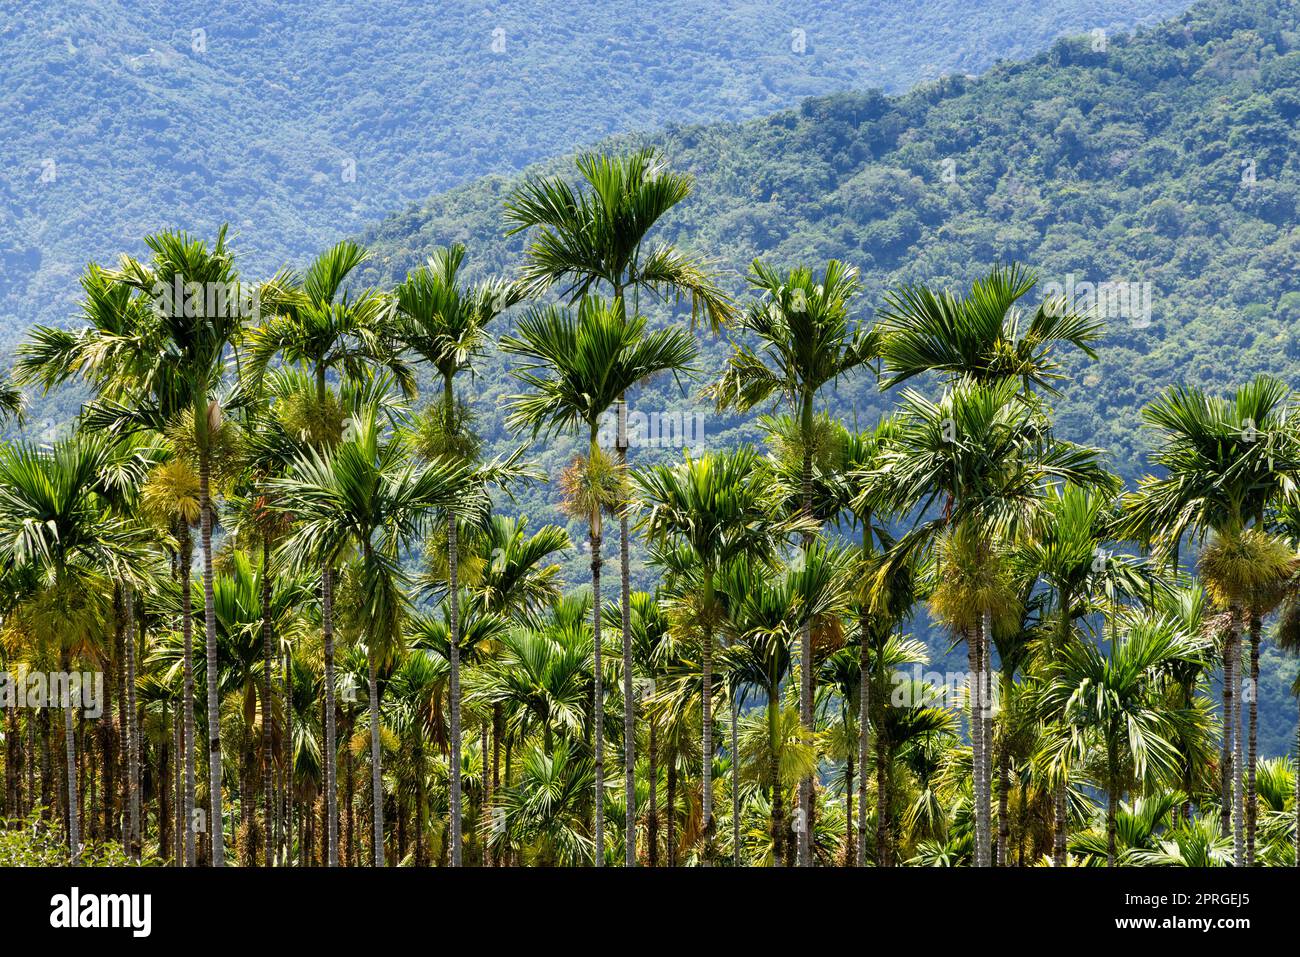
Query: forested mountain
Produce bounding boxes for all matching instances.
[348,0,1300,756]
[1,0,1192,354]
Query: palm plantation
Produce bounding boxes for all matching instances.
[1,152,1299,871]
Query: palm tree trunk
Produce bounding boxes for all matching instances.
[616,395,636,867]
[447,511,464,866]
[797,397,815,868]
[1053,779,1068,866]
[996,673,1010,867]
[180,526,197,867]
[980,609,993,867]
[281,644,293,866]
[843,751,854,867]
[590,516,605,867]
[367,646,385,866]
[61,652,80,864]
[1230,626,1245,866]
[647,722,659,867]
[666,752,677,867]
[857,609,870,867]
[766,688,784,864]
[1106,787,1117,868]
[967,626,984,867]
[1246,612,1260,866]
[260,536,275,867]
[730,687,740,866]
[322,563,339,866]
[700,618,714,865]
[1294,695,1300,869]
[124,587,141,859]
[1220,616,1235,839]
[199,444,225,866]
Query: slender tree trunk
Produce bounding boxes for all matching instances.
[767,689,784,865]
[124,587,141,859]
[857,608,870,867]
[590,510,605,867]
[613,395,637,867]
[843,753,854,867]
[980,609,993,867]
[665,753,677,868]
[967,626,984,867]
[447,510,464,866]
[700,618,714,865]
[1246,612,1260,866]
[1230,625,1245,866]
[730,687,740,866]
[367,646,385,866]
[647,722,659,867]
[1053,779,1068,866]
[480,721,491,866]
[1294,695,1300,869]
[282,644,293,866]
[1106,787,1117,868]
[797,395,814,867]
[260,537,275,867]
[58,647,80,863]
[996,672,1009,867]
[199,444,225,867]
[321,563,339,866]
[1221,616,1235,839]
[181,527,197,867]
[875,706,889,866]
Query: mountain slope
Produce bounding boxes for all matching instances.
[2,0,1192,349]
[353,0,1300,755]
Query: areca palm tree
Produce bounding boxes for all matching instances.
[0,434,149,862]
[1121,375,1300,864]
[503,295,695,864]
[859,376,1112,865]
[507,149,732,864]
[249,239,408,866]
[710,258,877,865]
[1040,611,1208,866]
[636,446,808,862]
[271,404,486,864]
[392,244,522,865]
[1016,483,1153,863]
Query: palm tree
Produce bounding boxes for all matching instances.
[1040,610,1208,866]
[0,434,148,862]
[1121,375,1300,864]
[1016,484,1152,863]
[710,258,877,865]
[635,446,807,862]
[249,239,408,866]
[271,403,484,864]
[503,295,695,864]
[860,376,1111,865]
[506,148,732,864]
[393,243,520,865]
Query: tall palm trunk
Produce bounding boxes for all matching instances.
[180,525,197,867]
[730,687,740,866]
[1220,616,1235,839]
[766,687,784,863]
[60,649,80,863]
[1106,735,1119,867]
[967,624,985,867]
[796,393,815,867]
[259,537,275,867]
[444,371,465,867]
[1053,780,1068,866]
[366,644,385,866]
[857,608,870,866]
[666,751,677,867]
[616,394,637,866]
[647,722,659,867]
[980,609,993,867]
[700,614,714,865]
[199,444,225,866]
[588,423,605,867]
[124,587,141,859]
[447,512,464,866]
[1246,611,1260,866]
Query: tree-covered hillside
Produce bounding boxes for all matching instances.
[1,0,1192,354]
[351,0,1300,755]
